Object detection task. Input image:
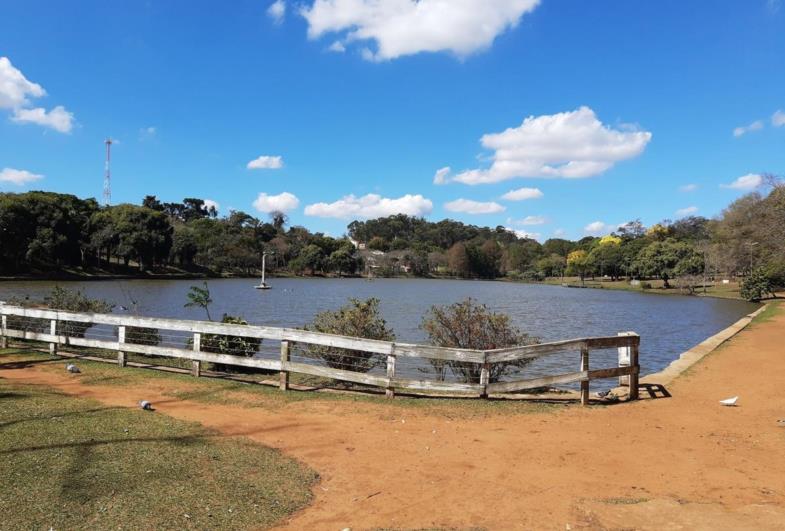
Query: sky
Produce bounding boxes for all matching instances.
[1,0,784,241]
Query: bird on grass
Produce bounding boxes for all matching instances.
[139,400,154,411]
[65,363,80,374]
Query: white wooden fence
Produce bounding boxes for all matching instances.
[0,304,640,403]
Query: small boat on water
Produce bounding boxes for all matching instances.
[255,252,273,290]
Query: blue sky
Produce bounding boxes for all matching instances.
[1,0,783,240]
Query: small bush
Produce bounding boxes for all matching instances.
[46,287,114,338]
[740,268,775,302]
[421,298,539,384]
[202,314,263,373]
[303,298,394,373]
[640,281,652,290]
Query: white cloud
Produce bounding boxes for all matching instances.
[0,167,44,186]
[443,107,651,185]
[509,215,546,226]
[733,120,764,137]
[584,221,619,236]
[553,228,567,238]
[268,0,286,23]
[675,206,698,217]
[432,166,451,185]
[773,110,785,127]
[299,0,540,62]
[253,192,300,213]
[247,155,284,170]
[679,183,698,192]
[444,198,505,215]
[506,227,541,240]
[500,187,543,201]
[328,41,346,53]
[0,57,75,134]
[139,126,156,139]
[0,57,45,109]
[12,106,74,133]
[305,193,432,219]
[203,199,220,212]
[721,173,762,190]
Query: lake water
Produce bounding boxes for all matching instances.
[0,278,758,387]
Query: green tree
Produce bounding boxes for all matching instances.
[740,268,775,302]
[184,282,213,321]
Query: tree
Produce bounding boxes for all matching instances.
[184,282,213,320]
[421,298,539,384]
[566,250,591,283]
[303,298,395,373]
[447,242,470,277]
[270,210,288,231]
[740,268,775,302]
[368,236,390,252]
[635,239,694,288]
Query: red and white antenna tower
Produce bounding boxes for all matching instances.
[103,137,112,206]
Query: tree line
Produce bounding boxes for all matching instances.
[0,179,782,299]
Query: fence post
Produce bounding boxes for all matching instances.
[580,344,590,406]
[479,353,490,398]
[49,319,58,356]
[279,340,289,391]
[385,345,396,399]
[617,331,635,386]
[629,337,640,401]
[117,326,126,367]
[1,315,7,349]
[192,332,201,377]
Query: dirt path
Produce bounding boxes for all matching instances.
[3,309,785,530]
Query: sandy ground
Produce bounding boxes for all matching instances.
[2,309,785,530]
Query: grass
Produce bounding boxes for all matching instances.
[0,377,317,530]
[536,276,745,300]
[1,348,561,419]
[749,300,782,326]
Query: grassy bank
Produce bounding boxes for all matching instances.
[534,276,745,300]
[0,375,317,529]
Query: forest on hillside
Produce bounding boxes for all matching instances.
[0,178,783,300]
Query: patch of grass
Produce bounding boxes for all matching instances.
[1,349,561,419]
[750,300,782,326]
[599,497,650,505]
[0,378,317,530]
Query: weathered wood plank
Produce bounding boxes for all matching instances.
[1,315,7,349]
[486,371,588,394]
[586,366,638,379]
[485,334,639,363]
[393,343,485,363]
[283,361,388,387]
[49,319,57,356]
[580,345,589,406]
[629,342,640,400]
[391,378,482,394]
[191,332,201,377]
[280,340,290,391]
[385,350,396,399]
[118,325,126,367]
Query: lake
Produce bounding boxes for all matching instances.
[0,278,758,387]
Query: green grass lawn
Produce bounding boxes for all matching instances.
[534,276,745,299]
[0,377,317,530]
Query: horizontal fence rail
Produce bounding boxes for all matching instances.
[0,304,640,403]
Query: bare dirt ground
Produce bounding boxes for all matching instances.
[2,308,785,530]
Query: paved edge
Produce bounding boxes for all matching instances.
[639,304,768,387]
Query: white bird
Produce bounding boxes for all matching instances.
[719,396,739,406]
[139,400,153,411]
[777,419,785,427]
[66,363,80,373]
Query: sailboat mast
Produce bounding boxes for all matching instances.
[261,253,266,285]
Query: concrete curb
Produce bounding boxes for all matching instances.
[639,304,768,387]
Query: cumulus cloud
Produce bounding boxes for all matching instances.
[203,199,220,212]
[679,183,698,192]
[773,110,785,127]
[328,40,346,53]
[444,198,505,215]
[442,107,651,185]
[247,155,284,170]
[509,215,546,226]
[253,192,300,213]
[268,0,286,23]
[584,221,619,236]
[12,106,74,133]
[299,0,540,61]
[500,187,543,201]
[553,228,567,238]
[305,193,432,219]
[506,227,540,240]
[675,206,698,217]
[721,173,762,190]
[432,166,451,185]
[733,120,764,137]
[0,57,75,133]
[0,57,45,108]
[0,167,44,186]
